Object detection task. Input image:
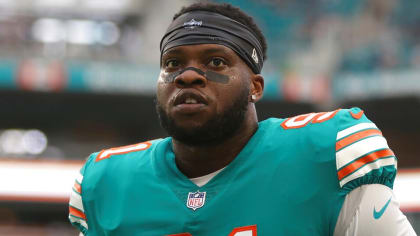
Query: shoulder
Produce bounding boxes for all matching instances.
[279,109,342,130]
[259,108,345,163]
[264,107,397,192]
[81,138,167,181]
[263,108,342,148]
[69,138,168,232]
[277,107,368,131]
[271,107,378,136]
[333,108,397,192]
[94,138,165,162]
[95,140,156,162]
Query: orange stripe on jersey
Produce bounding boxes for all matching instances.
[337,149,395,180]
[69,206,86,220]
[228,225,257,236]
[336,129,382,151]
[350,110,364,120]
[73,182,82,194]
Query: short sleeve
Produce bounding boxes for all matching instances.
[335,107,397,193]
[68,155,95,235]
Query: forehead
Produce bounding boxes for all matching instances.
[162,44,238,58]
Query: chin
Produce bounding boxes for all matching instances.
[173,117,209,129]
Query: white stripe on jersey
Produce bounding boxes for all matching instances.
[339,157,396,187]
[69,215,88,229]
[337,123,378,140]
[69,171,88,230]
[336,136,390,170]
[76,172,83,184]
[70,188,85,212]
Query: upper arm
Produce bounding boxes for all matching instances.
[334,184,417,236]
[334,108,415,235]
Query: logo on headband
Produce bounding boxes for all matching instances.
[252,48,259,64]
[183,19,203,29]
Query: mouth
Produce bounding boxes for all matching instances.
[172,91,208,114]
[173,91,208,106]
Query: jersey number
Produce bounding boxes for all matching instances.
[169,225,257,236]
[96,141,152,162]
[281,109,340,129]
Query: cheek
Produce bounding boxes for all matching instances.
[214,82,242,111]
[227,74,248,94]
[156,82,170,105]
[157,72,167,83]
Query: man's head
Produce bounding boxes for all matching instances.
[161,2,267,74]
[156,2,266,146]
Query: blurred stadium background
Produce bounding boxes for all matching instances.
[0,0,419,235]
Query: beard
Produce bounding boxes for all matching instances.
[156,86,250,147]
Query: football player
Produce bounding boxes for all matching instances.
[69,2,416,235]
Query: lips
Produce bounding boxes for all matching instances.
[171,91,208,114]
[173,91,208,106]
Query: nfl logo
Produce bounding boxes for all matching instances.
[186,191,206,210]
[183,19,203,29]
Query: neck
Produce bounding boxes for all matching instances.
[172,106,258,178]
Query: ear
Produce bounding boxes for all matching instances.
[249,74,264,103]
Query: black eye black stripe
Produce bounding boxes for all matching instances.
[162,67,229,84]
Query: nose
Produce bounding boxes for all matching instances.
[174,68,207,88]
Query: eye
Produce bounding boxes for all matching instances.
[165,59,180,69]
[208,58,226,68]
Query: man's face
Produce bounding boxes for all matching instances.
[156,44,254,146]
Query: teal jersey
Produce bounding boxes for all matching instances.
[69,108,397,236]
